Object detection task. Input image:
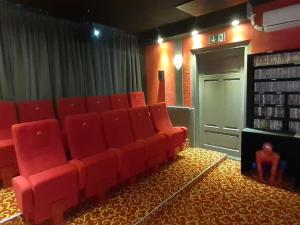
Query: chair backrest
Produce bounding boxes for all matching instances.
[110,94,129,110]
[18,100,55,123]
[149,102,173,132]
[86,96,111,114]
[12,119,67,178]
[0,101,18,140]
[128,92,146,107]
[65,113,107,159]
[57,97,87,128]
[129,106,156,139]
[102,109,135,148]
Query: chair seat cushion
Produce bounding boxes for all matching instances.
[82,150,118,197]
[160,128,185,149]
[115,141,146,180]
[143,134,168,164]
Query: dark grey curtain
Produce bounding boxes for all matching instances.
[0,2,142,101]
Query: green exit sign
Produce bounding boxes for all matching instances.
[209,32,226,45]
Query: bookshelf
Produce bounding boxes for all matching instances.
[247,50,300,134]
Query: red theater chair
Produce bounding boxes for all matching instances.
[110,94,129,110]
[149,103,187,159]
[86,95,111,114]
[57,97,87,149]
[57,97,87,128]
[12,119,78,225]
[128,91,146,107]
[129,106,168,170]
[18,99,55,122]
[0,101,18,187]
[65,113,118,200]
[102,109,146,182]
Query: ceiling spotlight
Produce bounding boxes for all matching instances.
[191,30,199,37]
[157,37,164,44]
[231,19,240,27]
[93,28,100,38]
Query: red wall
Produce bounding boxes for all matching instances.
[146,41,176,105]
[145,0,300,107]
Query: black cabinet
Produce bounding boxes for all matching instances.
[241,128,300,187]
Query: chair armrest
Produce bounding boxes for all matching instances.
[136,139,146,145]
[12,176,33,217]
[69,160,86,190]
[175,126,188,137]
[176,126,188,132]
[107,148,120,156]
[157,131,170,139]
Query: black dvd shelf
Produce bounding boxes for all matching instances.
[247,49,300,134]
[254,92,300,94]
[254,78,300,82]
[254,104,284,107]
[254,116,284,120]
[254,63,300,69]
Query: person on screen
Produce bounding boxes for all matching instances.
[255,142,281,184]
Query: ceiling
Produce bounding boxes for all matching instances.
[9,0,191,33]
[177,0,247,17]
[8,0,273,35]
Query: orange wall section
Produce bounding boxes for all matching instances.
[182,38,193,107]
[145,41,176,105]
[145,0,300,107]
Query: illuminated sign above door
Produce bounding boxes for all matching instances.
[209,32,226,45]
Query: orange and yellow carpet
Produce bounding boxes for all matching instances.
[0,148,299,225]
[143,159,300,225]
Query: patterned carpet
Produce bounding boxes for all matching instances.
[142,159,300,225]
[0,148,225,225]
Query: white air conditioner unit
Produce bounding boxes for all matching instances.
[263,3,300,32]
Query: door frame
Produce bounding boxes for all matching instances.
[190,41,250,155]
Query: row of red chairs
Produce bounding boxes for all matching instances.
[0,92,145,187]
[12,104,187,224]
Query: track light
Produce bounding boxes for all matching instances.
[93,28,100,38]
[191,30,199,37]
[157,37,164,44]
[231,19,240,27]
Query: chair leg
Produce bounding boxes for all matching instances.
[171,155,177,161]
[175,146,181,155]
[2,177,12,188]
[51,200,66,225]
[152,164,160,173]
[96,180,113,203]
[97,191,108,203]
[1,165,18,188]
[127,176,136,186]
